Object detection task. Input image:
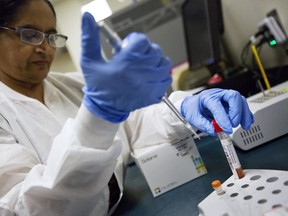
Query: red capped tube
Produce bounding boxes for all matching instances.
[212,120,245,179]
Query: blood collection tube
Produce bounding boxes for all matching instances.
[212,120,245,179]
[212,180,225,195]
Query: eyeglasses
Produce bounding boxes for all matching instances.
[0,26,68,48]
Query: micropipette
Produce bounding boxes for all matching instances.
[98,21,200,139]
[162,94,200,139]
[98,20,122,52]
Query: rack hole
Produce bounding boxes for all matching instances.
[241,184,249,188]
[256,186,265,191]
[227,183,234,187]
[272,204,283,209]
[243,195,252,200]
[266,177,278,183]
[250,175,261,181]
[258,199,267,204]
[272,189,281,194]
[230,193,238,197]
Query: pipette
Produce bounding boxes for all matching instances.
[162,94,200,139]
[98,21,200,139]
[98,20,122,52]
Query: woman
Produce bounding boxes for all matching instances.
[0,0,254,215]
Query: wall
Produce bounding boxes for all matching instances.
[51,0,288,73]
[50,0,83,72]
[50,48,77,72]
[51,0,135,72]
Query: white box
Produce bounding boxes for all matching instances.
[132,136,207,197]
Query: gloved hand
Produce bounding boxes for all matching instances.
[181,88,254,135]
[80,12,172,123]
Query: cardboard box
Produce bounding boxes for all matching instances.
[132,136,207,197]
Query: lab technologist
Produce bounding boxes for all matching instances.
[0,0,254,215]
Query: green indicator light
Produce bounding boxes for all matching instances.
[269,39,277,46]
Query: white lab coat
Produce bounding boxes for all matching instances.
[0,72,192,216]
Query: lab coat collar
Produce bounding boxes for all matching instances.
[0,81,35,102]
[0,80,54,104]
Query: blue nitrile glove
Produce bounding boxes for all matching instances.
[181,88,254,136]
[80,12,172,123]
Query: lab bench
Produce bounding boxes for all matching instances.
[113,133,288,216]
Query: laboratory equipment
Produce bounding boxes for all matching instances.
[212,120,244,179]
[98,20,200,139]
[198,169,288,216]
[248,9,288,92]
[257,9,287,47]
[230,9,288,150]
[231,81,288,150]
[181,0,223,70]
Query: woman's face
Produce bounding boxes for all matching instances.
[0,0,57,88]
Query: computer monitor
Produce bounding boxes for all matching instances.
[181,0,224,70]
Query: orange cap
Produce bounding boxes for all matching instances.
[211,180,222,188]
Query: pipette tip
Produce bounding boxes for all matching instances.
[185,123,200,140]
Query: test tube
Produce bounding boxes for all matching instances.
[211,180,225,195]
[212,120,245,179]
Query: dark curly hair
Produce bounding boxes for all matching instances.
[0,0,56,26]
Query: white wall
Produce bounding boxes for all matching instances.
[51,0,135,72]
[50,48,77,72]
[51,0,83,72]
[51,0,288,72]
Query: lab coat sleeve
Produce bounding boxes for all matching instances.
[0,104,122,216]
[124,91,195,149]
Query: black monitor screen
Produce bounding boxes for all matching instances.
[182,0,224,70]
